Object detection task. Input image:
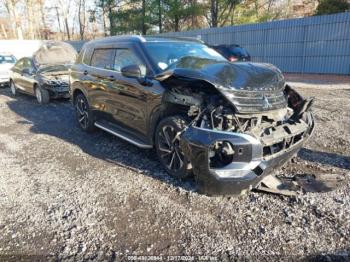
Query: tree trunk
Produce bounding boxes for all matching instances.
[55,6,62,35]
[102,9,108,36]
[64,17,70,40]
[108,6,113,35]
[78,0,86,40]
[39,0,48,39]
[141,0,146,35]
[158,0,162,33]
[1,24,8,39]
[174,16,179,32]
[5,0,23,39]
[210,0,218,27]
[27,0,35,39]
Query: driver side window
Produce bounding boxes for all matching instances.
[113,49,146,76]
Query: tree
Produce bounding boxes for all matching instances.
[3,0,23,39]
[58,0,72,40]
[206,0,241,28]
[315,0,350,15]
[77,0,86,40]
[162,0,205,32]
[97,0,119,35]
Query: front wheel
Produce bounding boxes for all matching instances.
[155,115,191,179]
[74,93,95,132]
[35,86,50,104]
[10,81,17,96]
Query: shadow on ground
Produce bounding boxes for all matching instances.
[1,88,196,192]
[298,148,350,170]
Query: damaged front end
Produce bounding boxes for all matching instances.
[157,59,315,195]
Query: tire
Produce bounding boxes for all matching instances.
[155,115,191,179]
[35,85,50,104]
[10,80,17,96]
[74,93,96,132]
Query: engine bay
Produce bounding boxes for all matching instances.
[163,81,314,169]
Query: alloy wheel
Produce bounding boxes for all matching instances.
[76,97,89,129]
[157,125,184,172]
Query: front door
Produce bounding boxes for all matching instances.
[108,46,149,136]
[20,58,36,94]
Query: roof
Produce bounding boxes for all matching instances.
[87,35,204,45]
[210,44,241,47]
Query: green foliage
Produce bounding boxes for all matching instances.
[206,0,242,27]
[315,0,350,15]
[162,0,206,31]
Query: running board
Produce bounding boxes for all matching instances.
[94,121,153,149]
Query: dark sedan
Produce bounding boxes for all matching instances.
[9,41,77,104]
[211,44,251,62]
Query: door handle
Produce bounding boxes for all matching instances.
[83,70,88,75]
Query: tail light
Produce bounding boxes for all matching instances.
[228,56,238,62]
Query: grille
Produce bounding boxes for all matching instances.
[227,89,287,113]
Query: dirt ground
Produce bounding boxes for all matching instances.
[0,75,349,261]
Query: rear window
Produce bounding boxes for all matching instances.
[90,49,115,69]
[0,55,16,64]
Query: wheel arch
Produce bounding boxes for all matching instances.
[149,101,190,145]
[72,88,88,104]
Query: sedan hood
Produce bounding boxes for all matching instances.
[156,57,287,113]
[38,64,70,75]
[33,41,77,66]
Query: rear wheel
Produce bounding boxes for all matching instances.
[74,93,95,132]
[155,115,191,179]
[35,86,50,104]
[10,81,16,96]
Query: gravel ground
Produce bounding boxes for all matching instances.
[0,79,349,261]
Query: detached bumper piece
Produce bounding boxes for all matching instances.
[180,112,314,195]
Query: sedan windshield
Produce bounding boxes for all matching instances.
[144,42,226,71]
[0,55,16,64]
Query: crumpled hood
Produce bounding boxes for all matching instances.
[37,64,70,83]
[33,41,77,66]
[156,57,287,113]
[38,64,70,75]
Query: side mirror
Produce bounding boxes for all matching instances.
[121,64,141,79]
[22,68,32,75]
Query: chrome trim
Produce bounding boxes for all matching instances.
[94,122,153,149]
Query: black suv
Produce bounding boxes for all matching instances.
[211,44,251,62]
[71,36,314,195]
[9,41,77,104]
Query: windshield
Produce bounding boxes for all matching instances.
[144,42,226,71]
[0,55,16,64]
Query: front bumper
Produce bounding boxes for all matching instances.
[43,84,70,99]
[180,112,315,195]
